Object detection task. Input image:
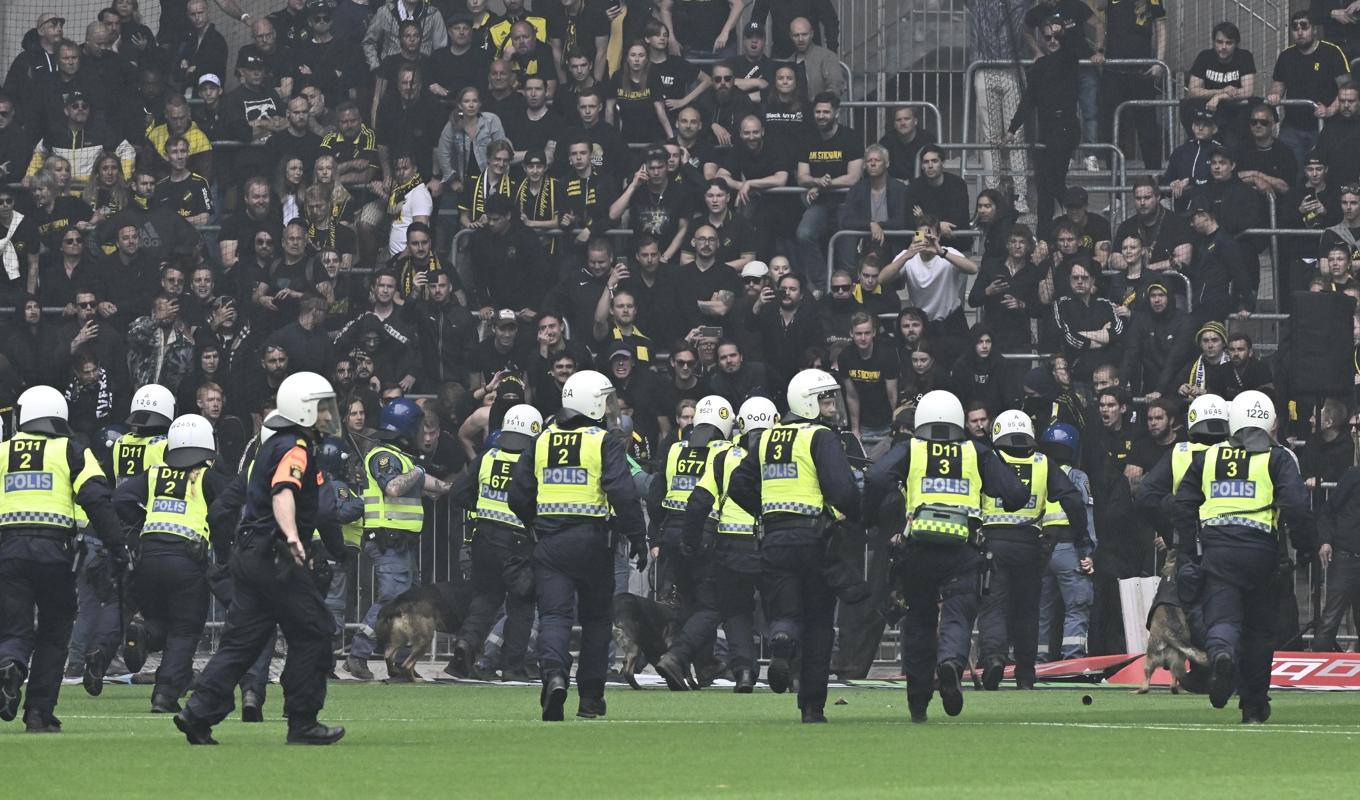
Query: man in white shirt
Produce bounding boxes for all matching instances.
[387,152,433,255]
[879,214,978,365]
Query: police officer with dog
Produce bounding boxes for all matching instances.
[508,370,646,722]
[0,386,124,733]
[346,398,452,681]
[976,410,1089,690]
[656,397,777,694]
[447,404,542,681]
[1171,390,1317,723]
[864,389,1028,723]
[728,369,862,723]
[112,414,232,714]
[173,372,348,745]
[80,384,176,693]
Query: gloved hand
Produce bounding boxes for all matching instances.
[629,537,648,571]
[107,544,131,572]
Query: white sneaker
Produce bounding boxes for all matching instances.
[1083,155,1101,172]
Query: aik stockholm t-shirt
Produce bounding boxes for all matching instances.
[799,124,864,180]
[1188,47,1256,91]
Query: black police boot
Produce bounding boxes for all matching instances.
[733,668,756,694]
[501,664,534,682]
[654,652,691,692]
[908,698,929,724]
[577,679,607,719]
[151,689,182,714]
[82,648,108,697]
[472,658,500,682]
[241,690,263,722]
[0,660,22,722]
[444,639,475,679]
[1015,676,1037,690]
[541,673,568,722]
[937,660,965,717]
[287,722,346,745]
[767,633,795,695]
[345,656,373,681]
[800,706,827,724]
[981,658,1004,691]
[24,708,61,733]
[1208,652,1235,710]
[124,615,149,674]
[1241,698,1271,724]
[173,710,218,745]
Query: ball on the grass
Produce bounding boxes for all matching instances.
[1081,694,1093,705]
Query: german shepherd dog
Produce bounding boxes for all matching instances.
[374,582,474,681]
[612,593,686,689]
[1139,552,1209,694]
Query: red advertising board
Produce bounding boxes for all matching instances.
[1105,652,1360,689]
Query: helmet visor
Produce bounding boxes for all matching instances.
[314,396,342,437]
[816,389,847,428]
[601,392,625,434]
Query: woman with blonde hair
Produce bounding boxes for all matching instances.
[82,151,131,223]
[311,153,354,226]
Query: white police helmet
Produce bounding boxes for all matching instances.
[265,372,340,435]
[560,370,619,424]
[128,384,175,428]
[499,403,543,450]
[693,395,735,438]
[1228,390,1276,436]
[738,396,779,435]
[1187,393,1230,438]
[786,368,843,423]
[17,385,69,435]
[914,390,965,442]
[165,414,218,468]
[992,409,1035,449]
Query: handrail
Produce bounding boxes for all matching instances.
[839,100,944,144]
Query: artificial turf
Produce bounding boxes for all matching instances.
[6,682,1360,797]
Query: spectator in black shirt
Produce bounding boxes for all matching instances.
[429,13,489,102]
[1267,10,1352,171]
[1007,20,1081,240]
[567,89,629,179]
[546,0,610,82]
[644,19,712,115]
[1222,332,1275,400]
[1119,282,1196,397]
[1110,177,1194,274]
[746,272,825,383]
[1051,186,1111,257]
[905,144,970,242]
[969,222,1044,354]
[793,92,863,289]
[221,47,288,183]
[1186,146,1264,240]
[695,63,758,146]
[554,50,600,128]
[610,148,691,263]
[1290,152,1343,241]
[370,20,433,123]
[1098,0,1165,171]
[1186,199,1252,320]
[683,179,757,269]
[761,64,811,146]
[879,105,937,184]
[750,0,839,60]
[1234,103,1298,211]
[840,311,898,449]
[174,0,228,91]
[717,114,793,258]
[1184,21,1256,145]
[706,338,781,408]
[466,194,550,315]
[504,76,562,166]
[1315,81,1360,187]
[723,22,776,102]
[544,236,613,343]
[604,43,672,145]
[673,223,742,335]
[504,20,557,99]
[1053,261,1124,383]
[620,235,682,345]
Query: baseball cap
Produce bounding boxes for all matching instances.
[447,10,473,26]
[494,309,519,327]
[1205,142,1233,161]
[743,21,764,38]
[609,348,634,361]
[36,13,65,28]
[198,73,222,87]
[1062,186,1087,208]
[306,0,336,14]
[740,260,770,279]
[1304,150,1327,168]
[237,45,266,69]
[64,91,89,107]
[523,149,547,166]
[1187,197,1215,217]
[1191,108,1217,123]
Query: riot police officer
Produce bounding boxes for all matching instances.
[508,370,646,722]
[346,398,452,681]
[1139,394,1231,540]
[448,404,542,681]
[1171,390,1316,723]
[0,386,123,732]
[976,411,1089,690]
[1036,423,1097,663]
[658,396,779,694]
[863,390,1028,723]
[728,369,862,723]
[81,384,175,692]
[174,372,347,745]
[112,414,232,713]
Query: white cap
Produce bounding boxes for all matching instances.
[740,260,769,278]
[198,73,222,87]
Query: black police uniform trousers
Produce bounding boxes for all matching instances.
[133,538,211,699]
[68,537,125,672]
[459,522,535,673]
[207,564,277,700]
[0,534,79,716]
[761,527,837,713]
[534,523,613,693]
[896,540,984,706]
[670,532,760,672]
[977,531,1048,682]
[1200,534,1280,710]
[657,516,700,611]
[185,532,333,728]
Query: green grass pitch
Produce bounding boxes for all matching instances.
[7,683,1360,797]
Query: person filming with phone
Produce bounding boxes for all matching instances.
[880,215,979,368]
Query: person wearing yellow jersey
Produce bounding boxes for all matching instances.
[728,369,862,724]
[508,370,645,722]
[863,389,1028,723]
[447,404,542,682]
[112,415,232,714]
[1173,390,1317,724]
[976,410,1088,691]
[347,397,453,681]
[0,386,124,732]
[657,397,778,694]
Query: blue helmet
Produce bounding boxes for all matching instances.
[316,436,351,479]
[1039,422,1080,462]
[379,398,424,443]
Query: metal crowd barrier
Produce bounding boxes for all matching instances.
[840,100,944,146]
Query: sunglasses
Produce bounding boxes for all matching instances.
[63,236,83,244]
[830,284,853,292]
[68,102,89,110]
[0,109,13,117]
[0,196,14,205]
[742,276,763,284]
[673,359,696,367]
[713,75,734,83]
[1042,34,1060,42]
[77,301,97,309]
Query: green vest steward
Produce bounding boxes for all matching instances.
[1199,442,1276,533]
[533,424,609,517]
[1041,464,1079,528]
[903,437,982,542]
[113,433,168,486]
[662,439,731,512]
[0,433,104,530]
[362,444,425,533]
[1171,441,1210,492]
[142,464,210,541]
[477,447,526,529]
[981,451,1048,527]
[756,423,826,517]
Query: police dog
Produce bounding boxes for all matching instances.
[1139,552,1209,694]
[612,592,686,689]
[374,581,474,682]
